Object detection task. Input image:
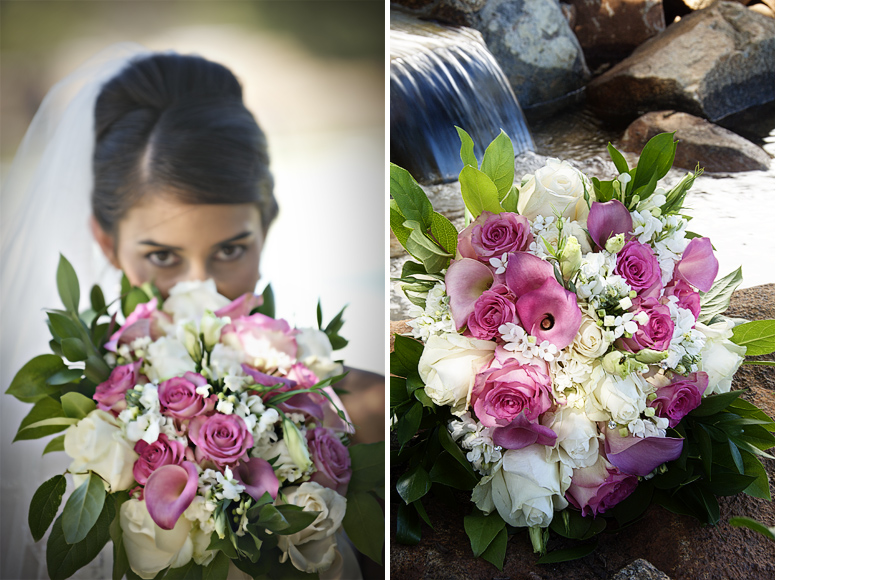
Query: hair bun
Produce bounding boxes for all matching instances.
[95,53,243,140]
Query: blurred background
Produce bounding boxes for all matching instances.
[1,2,385,578]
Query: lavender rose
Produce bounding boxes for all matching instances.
[618,297,674,353]
[158,372,214,421]
[664,279,701,319]
[133,433,189,486]
[457,210,532,261]
[616,240,662,297]
[470,357,553,428]
[306,427,352,495]
[466,284,518,341]
[188,413,253,468]
[566,457,638,517]
[94,360,143,414]
[650,372,707,426]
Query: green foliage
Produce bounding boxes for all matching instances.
[729,516,775,540]
[30,474,67,542]
[46,493,114,580]
[697,267,744,325]
[730,320,775,356]
[62,473,107,544]
[316,300,349,351]
[252,284,275,318]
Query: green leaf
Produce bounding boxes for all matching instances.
[396,464,431,504]
[391,335,424,378]
[395,500,422,545]
[607,142,630,176]
[62,473,107,544]
[254,504,319,535]
[697,267,743,324]
[500,185,519,213]
[29,474,67,541]
[44,434,67,455]
[203,551,230,580]
[730,320,775,356]
[47,367,84,386]
[48,311,84,341]
[391,163,434,228]
[536,543,597,564]
[56,254,81,314]
[633,132,677,196]
[549,508,593,540]
[161,561,203,580]
[729,516,775,540]
[390,199,413,250]
[90,284,106,313]
[348,441,386,493]
[60,337,88,362]
[696,425,713,480]
[403,220,452,274]
[343,491,384,565]
[429,451,478,490]
[396,401,423,445]
[14,396,69,442]
[689,390,746,417]
[480,130,515,197]
[455,126,478,169]
[458,165,504,218]
[46,490,114,580]
[252,284,275,319]
[109,493,130,580]
[6,354,68,403]
[84,354,111,384]
[463,508,506,558]
[701,472,757,496]
[438,426,478,479]
[61,392,96,420]
[480,526,508,570]
[122,287,151,318]
[429,212,458,256]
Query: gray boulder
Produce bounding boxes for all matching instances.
[586,0,774,122]
[619,110,771,172]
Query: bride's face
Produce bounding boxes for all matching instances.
[94,194,266,300]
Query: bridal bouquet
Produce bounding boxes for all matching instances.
[7,264,384,580]
[390,129,774,567]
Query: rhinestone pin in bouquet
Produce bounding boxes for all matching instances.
[7,261,384,580]
[390,129,774,567]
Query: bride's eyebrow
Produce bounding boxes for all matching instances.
[212,231,252,247]
[138,240,181,250]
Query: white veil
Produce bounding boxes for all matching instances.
[0,42,150,580]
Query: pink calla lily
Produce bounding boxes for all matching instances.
[235,457,280,501]
[674,237,718,292]
[515,277,583,350]
[602,425,683,477]
[444,258,494,330]
[504,252,555,297]
[587,200,633,250]
[214,292,264,319]
[144,461,199,530]
[492,411,558,449]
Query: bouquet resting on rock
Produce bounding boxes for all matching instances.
[8,264,384,580]
[390,128,774,567]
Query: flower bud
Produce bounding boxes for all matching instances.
[180,321,202,362]
[602,351,628,376]
[200,311,226,351]
[559,236,584,280]
[281,416,312,474]
[605,233,626,254]
[635,349,668,364]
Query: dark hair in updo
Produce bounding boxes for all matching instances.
[92,53,277,233]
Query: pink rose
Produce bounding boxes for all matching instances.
[306,427,352,496]
[466,284,518,341]
[188,413,253,468]
[650,372,707,426]
[133,433,190,486]
[285,363,319,388]
[616,240,662,297]
[566,458,638,517]
[618,297,674,353]
[471,357,553,428]
[158,372,214,421]
[94,360,143,414]
[664,279,701,319]
[104,298,165,352]
[220,314,298,372]
[457,211,532,261]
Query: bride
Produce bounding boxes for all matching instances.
[1,44,380,579]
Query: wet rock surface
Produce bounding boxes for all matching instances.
[389,284,774,580]
[585,0,775,122]
[619,110,771,172]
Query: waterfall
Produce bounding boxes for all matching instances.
[390,10,535,184]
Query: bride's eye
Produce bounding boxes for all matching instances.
[146,250,180,268]
[215,244,245,262]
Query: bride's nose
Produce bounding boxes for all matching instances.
[185,259,210,283]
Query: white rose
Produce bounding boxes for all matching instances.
[145,336,197,382]
[517,158,595,221]
[277,482,347,573]
[188,524,216,567]
[568,317,610,361]
[65,410,138,491]
[471,445,571,528]
[120,497,193,579]
[418,332,496,414]
[582,364,646,424]
[295,327,342,379]
[695,320,747,395]
[162,279,230,323]
[541,407,600,469]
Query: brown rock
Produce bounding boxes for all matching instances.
[390,284,775,579]
[619,110,771,172]
[566,0,667,68]
[586,0,775,122]
[611,559,672,579]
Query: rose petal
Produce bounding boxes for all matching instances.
[492,412,558,449]
[235,457,280,501]
[144,461,199,530]
[587,200,633,249]
[444,258,494,329]
[602,427,683,477]
[674,237,719,292]
[214,292,264,319]
[515,277,583,350]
